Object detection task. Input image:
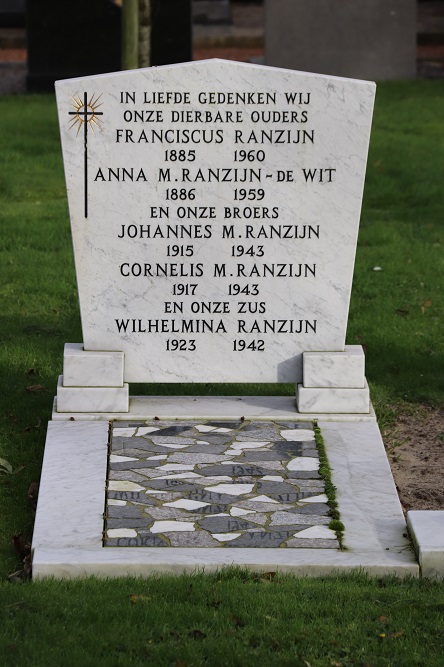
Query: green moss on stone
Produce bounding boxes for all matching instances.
[313,423,345,548]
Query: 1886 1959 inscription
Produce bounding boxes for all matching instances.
[56,60,375,384]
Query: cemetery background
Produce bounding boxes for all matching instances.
[0,3,443,664]
[0,80,442,565]
[2,0,444,92]
[0,0,440,512]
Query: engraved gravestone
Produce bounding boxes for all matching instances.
[33,63,418,579]
[55,59,375,398]
[265,0,416,81]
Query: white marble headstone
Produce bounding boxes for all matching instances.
[55,60,375,383]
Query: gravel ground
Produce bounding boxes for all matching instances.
[383,405,444,513]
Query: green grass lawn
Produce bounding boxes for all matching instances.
[0,572,444,666]
[0,81,443,665]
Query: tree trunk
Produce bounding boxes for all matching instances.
[138,0,151,68]
[121,0,139,70]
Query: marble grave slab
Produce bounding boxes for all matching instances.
[31,418,418,578]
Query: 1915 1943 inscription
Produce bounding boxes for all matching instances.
[56,60,375,384]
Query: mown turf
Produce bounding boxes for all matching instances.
[350,81,444,409]
[0,83,443,664]
[1,572,444,667]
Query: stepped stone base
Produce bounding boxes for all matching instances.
[32,402,418,579]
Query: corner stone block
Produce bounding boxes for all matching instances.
[407,511,444,579]
[63,343,124,387]
[296,380,370,414]
[303,345,365,388]
[56,376,129,413]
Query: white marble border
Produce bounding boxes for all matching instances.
[32,419,418,579]
[407,511,444,580]
[52,395,377,422]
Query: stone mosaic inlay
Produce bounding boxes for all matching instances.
[104,420,340,549]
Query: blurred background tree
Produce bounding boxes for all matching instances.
[121,0,150,69]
